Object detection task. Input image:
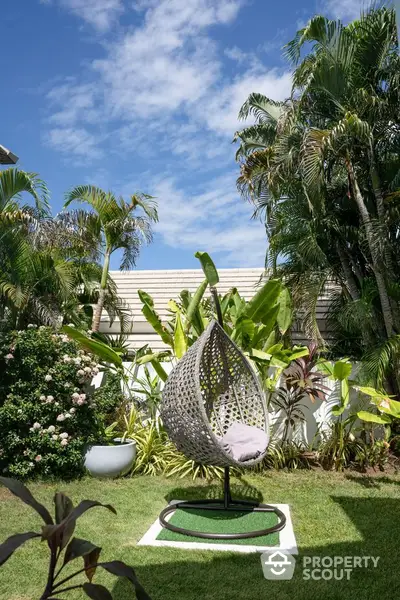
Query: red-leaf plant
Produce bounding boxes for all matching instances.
[0,477,150,600]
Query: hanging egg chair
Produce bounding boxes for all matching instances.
[159,294,286,540]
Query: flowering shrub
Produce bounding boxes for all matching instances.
[0,326,105,480]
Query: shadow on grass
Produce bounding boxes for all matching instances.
[112,496,400,600]
[164,479,264,504]
[345,474,400,489]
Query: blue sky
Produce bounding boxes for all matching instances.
[2,0,368,270]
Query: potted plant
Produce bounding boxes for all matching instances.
[84,435,137,478]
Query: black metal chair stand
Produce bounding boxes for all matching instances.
[159,467,286,540]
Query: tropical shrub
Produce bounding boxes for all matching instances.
[0,326,104,480]
[235,7,400,394]
[137,251,308,389]
[255,441,312,471]
[92,372,126,426]
[0,477,150,600]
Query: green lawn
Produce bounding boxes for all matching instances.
[1,471,399,600]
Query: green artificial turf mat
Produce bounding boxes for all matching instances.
[156,508,280,545]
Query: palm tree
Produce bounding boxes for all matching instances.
[64,186,158,332]
[285,9,399,337]
[235,7,400,390]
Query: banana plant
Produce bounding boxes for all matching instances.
[356,387,400,427]
[137,251,308,386]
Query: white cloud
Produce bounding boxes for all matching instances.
[202,69,292,135]
[47,83,99,126]
[49,0,124,31]
[93,0,243,119]
[152,176,266,266]
[43,0,290,264]
[323,0,371,21]
[44,127,103,161]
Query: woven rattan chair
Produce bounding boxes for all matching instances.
[159,293,286,540]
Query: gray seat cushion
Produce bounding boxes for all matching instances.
[220,421,268,462]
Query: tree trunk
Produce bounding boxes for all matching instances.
[370,143,395,272]
[336,241,360,301]
[91,250,110,332]
[345,156,394,337]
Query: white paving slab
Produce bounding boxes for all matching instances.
[137,501,297,554]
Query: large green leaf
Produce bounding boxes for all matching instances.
[244,279,281,323]
[150,360,169,383]
[195,251,219,286]
[276,287,292,334]
[354,386,393,400]
[185,279,207,334]
[174,312,187,359]
[231,316,255,349]
[357,411,392,424]
[62,326,123,369]
[248,348,272,363]
[333,360,352,381]
[138,290,173,346]
[317,360,335,378]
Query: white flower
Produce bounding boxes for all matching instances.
[33,422,41,430]
[5,353,14,360]
[79,393,86,401]
[59,432,69,440]
[60,335,69,343]
[29,462,34,467]
[68,323,75,328]
[84,366,92,374]
[35,455,42,462]
[92,367,99,375]
[77,369,85,377]
[69,408,76,414]
[46,395,54,403]
[27,324,37,329]
[77,399,85,406]
[71,392,80,400]
[64,382,71,388]
[17,408,22,414]
[64,413,72,419]
[54,402,60,407]
[52,434,58,441]
[63,355,72,363]
[74,357,82,365]
[82,355,91,362]
[60,439,68,446]
[40,395,46,402]
[23,450,29,456]
[29,427,35,433]
[47,425,56,433]
[56,414,65,422]
[44,374,52,382]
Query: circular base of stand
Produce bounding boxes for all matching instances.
[159,498,287,540]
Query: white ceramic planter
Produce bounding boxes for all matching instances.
[84,438,136,478]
